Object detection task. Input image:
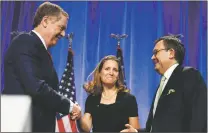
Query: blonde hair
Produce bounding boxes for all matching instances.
[83,55,129,95]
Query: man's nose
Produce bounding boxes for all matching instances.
[151,54,155,60]
[60,30,65,37]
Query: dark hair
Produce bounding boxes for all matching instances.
[32,2,69,28]
[155,34,185,65]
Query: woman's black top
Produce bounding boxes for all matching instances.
[85,92,138,132]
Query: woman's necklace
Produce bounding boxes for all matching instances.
[102,91,117,100]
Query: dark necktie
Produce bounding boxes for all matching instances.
[47,51,52,61]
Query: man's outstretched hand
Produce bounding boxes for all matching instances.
[71,103,81,120]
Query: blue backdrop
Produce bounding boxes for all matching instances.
[1,1,207,128]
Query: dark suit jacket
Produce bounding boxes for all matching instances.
[141,65,207,132]
[3,31,71,132]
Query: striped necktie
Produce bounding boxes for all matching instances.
[153,76,166,116]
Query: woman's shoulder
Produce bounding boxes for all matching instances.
[118,91,136,99]
[86,93,101,101]
[117,92,137,106]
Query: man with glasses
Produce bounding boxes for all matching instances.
[121,34,207,132]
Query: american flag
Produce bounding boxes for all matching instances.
[55,48,78,132]
[116,45,126,85]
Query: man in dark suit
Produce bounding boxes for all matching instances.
[121,34,207,132]
[3,2,81,132]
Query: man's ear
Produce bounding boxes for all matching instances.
[169,48,175,59]
[41,16,49,28]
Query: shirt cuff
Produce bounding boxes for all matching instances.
[69,100,74,113]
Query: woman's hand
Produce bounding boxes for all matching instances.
[120,124,138,132]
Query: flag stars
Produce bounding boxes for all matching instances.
[57,53,77,107]
[64,94,68,98]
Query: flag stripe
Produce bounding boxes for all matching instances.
[55,118,59,132]
[63,115,72,132]
[68,115,78,132]
[57,117,66,132]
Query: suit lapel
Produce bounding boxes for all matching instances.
[146,84,159,131]
[30,31,53,64]
[159,65,183,99]
[30,31,45,48]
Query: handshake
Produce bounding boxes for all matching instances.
[70,103,82,120]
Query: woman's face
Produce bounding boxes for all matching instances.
[100,60,119,87]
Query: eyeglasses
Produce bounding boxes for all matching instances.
[152,49,168,56]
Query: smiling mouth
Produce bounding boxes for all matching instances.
[153,60,158,64]
[153,58,160,64]
[106,78,114,80]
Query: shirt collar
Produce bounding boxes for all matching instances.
[163,63,179,80]
[32,30,47,50]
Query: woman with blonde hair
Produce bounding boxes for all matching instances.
[77,55,140,132]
